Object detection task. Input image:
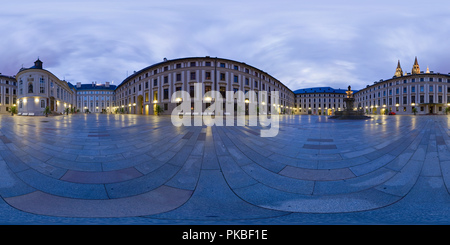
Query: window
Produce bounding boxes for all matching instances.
[205,72,211,80]
[429,85,433,92]
[234,75,238,83]
[163,88,169,100]
[190,72,196,80]
[153,79,157,86]
[220,63,226,68]
[40,100,45,108]
[220,73,225,81]
[40,78,45,93]
[205,86,211,93]
[412,86,415,92]
[176,73,181,81]
[205,62,211,66]
[220,87,226,98]
[420,86,424,92]
[190,62,196,67]
[164,76,168,83]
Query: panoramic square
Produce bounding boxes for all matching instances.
[1,0,450,236]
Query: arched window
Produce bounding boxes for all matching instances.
[28,82,33,93]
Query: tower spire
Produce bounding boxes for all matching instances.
[394,60,403,77]
[411,56,420,74]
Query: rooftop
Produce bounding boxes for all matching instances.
[293,86,357,94]
[76,83,117,91]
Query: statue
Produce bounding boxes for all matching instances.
[346,85,353,98]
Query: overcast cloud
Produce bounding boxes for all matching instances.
[2,0,450,91]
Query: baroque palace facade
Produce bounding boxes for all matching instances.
[354,57,450,115]
[115,57,294,115]
[1,56,449,116]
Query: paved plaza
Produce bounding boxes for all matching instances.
[0,113,449,224]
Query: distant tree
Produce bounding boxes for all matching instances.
[155,105,164,115]
[10,106,17,116]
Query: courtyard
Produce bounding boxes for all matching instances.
[0,113,449,224]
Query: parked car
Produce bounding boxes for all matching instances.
[388,112,396,115]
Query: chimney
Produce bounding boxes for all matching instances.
[76,82,81,88]
[92,82,95,86]
[105,82,110,87]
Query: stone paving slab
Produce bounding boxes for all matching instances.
[0,114,449,224]
[4,186,192,218]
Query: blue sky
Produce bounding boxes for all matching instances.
[2,0,450,91]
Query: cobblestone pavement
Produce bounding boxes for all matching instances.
[0,113,449,224]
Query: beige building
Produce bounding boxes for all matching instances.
[0,74,17,114]
[115,57,295,115]
[16,59,76,116]
[354,57,450,115]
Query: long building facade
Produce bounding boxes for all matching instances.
[115,57,295,115]
[75,82,117,113]
[293,87,357,115]
[2,56,450,116]
[354,57,450,115]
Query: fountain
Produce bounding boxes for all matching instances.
[329,85,371,120]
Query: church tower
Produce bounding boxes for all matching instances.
[394,60,403,77]
[411,56,420,74]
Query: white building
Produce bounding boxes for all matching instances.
[293,87,353,115]
[115,57,295,115]
[0,74,17,114]
[16,59,75,115]
[75,82,116,113]
[354,57,450,115]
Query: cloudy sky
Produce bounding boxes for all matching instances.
[2,0,450,91]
